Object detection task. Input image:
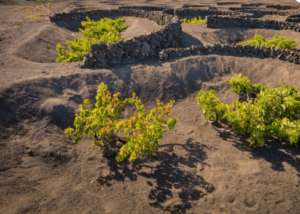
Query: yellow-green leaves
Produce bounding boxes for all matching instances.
[229,74,265,100]
[271,118,300,145]
[181,17,207,25]
[196,90,227,122]
[167,118,177,129]
[115,99,175,162]
[238,34,297,49]
[56,17,127,63]
[65,83,176,162]
[226,101,265,146]
[197,74,300,146]
[229,74,254,94]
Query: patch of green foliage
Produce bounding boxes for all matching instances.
[181,17,207,25]
[56,17,127,63]
[238,34,297,49]
[197,74,300,147]
[65,83,176,162]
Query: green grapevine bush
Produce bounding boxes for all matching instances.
[197,74,300,146]
[181,17,207,25]
[228,74,265,100]
[238,34,297,49]
[65,83,176,162]
[196,90,227,121]
[56,17,127,63]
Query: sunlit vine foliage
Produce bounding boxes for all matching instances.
[65,83,176,162]
[181,17,207,25]
[56,17,127,62]
[238,34,297,49]
[197,74,300,146]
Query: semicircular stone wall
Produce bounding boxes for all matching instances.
[50,6,300,69]
[50,8,182,68]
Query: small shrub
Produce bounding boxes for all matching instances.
[266,35,297,49]
[65,83,176,162]
[197,74,300,146]
[228,73,265,100]
[181,17,207,25]
[238,34,297,49]
[56,17,127,63]
[196,90,227,121]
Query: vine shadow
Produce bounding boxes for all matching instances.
[181,32,204,48]
[97,138,214,213]
[214,123,300,175]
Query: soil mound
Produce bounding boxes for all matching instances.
[14,25,73,63]
[122,16,162,40]
[182,25,300,48]
[14,17,161,63]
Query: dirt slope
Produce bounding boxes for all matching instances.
[1,55,300,214]
[1,93,299,214]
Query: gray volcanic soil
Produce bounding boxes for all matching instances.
[0,1,300,214]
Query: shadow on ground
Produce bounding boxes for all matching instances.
[215,123,300,175]
[181,32,204,48]
[97,138,214,214]
[214,28,249,45]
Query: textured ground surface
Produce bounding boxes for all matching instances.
[0,1,300,214]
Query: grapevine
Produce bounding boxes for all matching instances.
[56,17,127,62]
[65,83,176,162]
[181,17,207,25]
[197,74,300,146]
[238,34,297,49]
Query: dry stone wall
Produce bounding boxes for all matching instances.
[118,5,169,11]
[207,16,300,32]
[50,8,182,69]
[229,7,289,18]
[82,17,181,68]
[286,14,300,23]
[50,6,300,69]
[50,8,174,31]
[159,44,300,65]
[172,8,245,19]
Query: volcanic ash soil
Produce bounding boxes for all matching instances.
[0,1,300,214]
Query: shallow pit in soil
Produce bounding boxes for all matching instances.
[14,16,161,63]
